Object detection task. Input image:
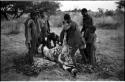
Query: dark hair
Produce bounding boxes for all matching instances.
[64,14,71,20]
[81,8,87,13]
[30,12,36,18]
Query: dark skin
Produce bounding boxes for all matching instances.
[81,11,93,33]
[81,11,87,17]
[81,10,96,65]
[25,13,38,65]
[60,17,87,65]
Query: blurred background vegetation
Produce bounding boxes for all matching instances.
[1,0,124,34]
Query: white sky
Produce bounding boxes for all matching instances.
[57,1,118,11]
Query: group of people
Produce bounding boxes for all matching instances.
[25,8,96,77]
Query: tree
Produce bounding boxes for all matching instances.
[1,1,60,20]
[98,8,105,23]
[1,1,12,20]
[11,1,33,18]
[35,1,60,16]
[98,8,104,17]
[1,1,33,20]
[116,0,125,10]
[115,0,125,15]
[105,9,114,16]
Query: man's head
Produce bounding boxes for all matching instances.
[30,11,39,19]
[39,11,44,18]
[64,14,71,23]
[40,11,48,20]
[81,8,88,16]
[63,14,71,30]
[30,12,36,19]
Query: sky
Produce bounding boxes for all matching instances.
[57,1,118,11]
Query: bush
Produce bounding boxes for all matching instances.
[1,18,25,35]
[96,23,120,29]
[105,10,114,16]
[49,14,64,27]
[70,12,83,26]
[93,16,120,29]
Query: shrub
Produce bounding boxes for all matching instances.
[1,18,25,35]
[105,10,114,16]
[93,16,120,29]
[49,14,64,27]
[96,23,120,29]
[71,12,83,26]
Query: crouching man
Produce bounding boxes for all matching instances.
[81,8,96,65]
[60,14,87,65]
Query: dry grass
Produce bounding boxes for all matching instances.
[1,26,124,80]
[49,14,64,27]
[1,17,26,35]
[49,12,123,30]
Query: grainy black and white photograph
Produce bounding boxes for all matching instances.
[1,0,124,81]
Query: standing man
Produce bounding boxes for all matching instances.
[25,11,38,65]
[36,11,51,57]
[81,8,96,65]
[60,14,87,66]
[35,11,49,46]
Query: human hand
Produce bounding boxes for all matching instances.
[81,32,84,37]
[25,41,31,49]
[83,44,86,49]
[59,42,62,46]
[63,23,70,30]
[45,37,47,41]
[38,44,43,53]
[64,62,69,65]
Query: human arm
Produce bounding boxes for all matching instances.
[59,28,65,46]
[47,20,50,33]
[58,54,64,64]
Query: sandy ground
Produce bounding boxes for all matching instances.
[1,27,124,81]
